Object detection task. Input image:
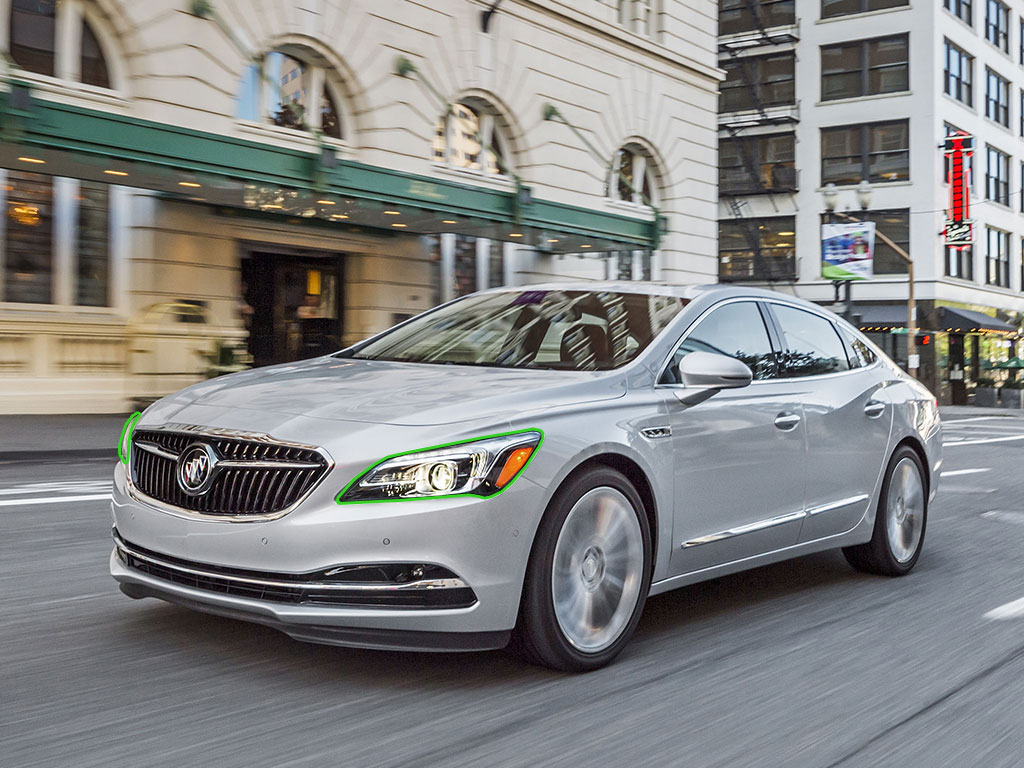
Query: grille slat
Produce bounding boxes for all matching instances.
[131,429,329,517]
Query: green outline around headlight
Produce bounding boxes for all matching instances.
[118,411,142,465]
[335,428,544,504]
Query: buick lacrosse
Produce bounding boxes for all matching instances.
[111,283,940,671]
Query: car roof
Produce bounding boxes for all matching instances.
[484,281,816,306]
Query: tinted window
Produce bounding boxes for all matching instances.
[842,329,878,369]
[773,305,850,377]
[663,301,779,383]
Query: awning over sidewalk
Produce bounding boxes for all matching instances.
[0,84,659,253]
[854,303,907,331]
[939,307,1017,334]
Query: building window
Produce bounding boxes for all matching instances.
[986,0,1009,52]
[861,209,909,274]
[1020,91,1024,136]
[719,133,796,195]
[237,49,345,140]
[433,101,510,176]
[821,0,908,20]
[947,245,974,280]
[944,41,974,106]
[944,0,973,25]
[821,35,908,101]
[720,53,795,113]
[718,217,796,281]
[944,124,975,189]
[609,145,659,207]
[9,0,113,88]
[987,226,1010,287]
[720,0,795,35]
[821,121,909,185]
[1020,161,1024,212]
[986,68,1010,127]
[1,171,111,306]
[1020,19,1024,64]
[986,145,1010,205]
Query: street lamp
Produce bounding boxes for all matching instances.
[819,181,918,378]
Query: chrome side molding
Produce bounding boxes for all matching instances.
[806,494,869,517]
[681,510,805,549]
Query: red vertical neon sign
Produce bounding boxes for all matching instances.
[944,132,973,248]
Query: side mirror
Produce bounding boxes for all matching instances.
[673,351,753,406]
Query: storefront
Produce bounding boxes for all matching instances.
[856,301,1020,405]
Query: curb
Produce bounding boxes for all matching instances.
[0,449,115,462]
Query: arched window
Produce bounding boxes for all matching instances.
[237,48,346,140]
[610,144,660,207]
[433,101,511,176]
[8,0,112,88]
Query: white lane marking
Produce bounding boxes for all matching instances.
[0,493,110,508]
[982,511,1024,525]
[940,487,996,494]
[0,480,110,496]
[944,435,1024,447]
[941,468,991,477]
[985,597,1024,620]
[942,416,1021,424]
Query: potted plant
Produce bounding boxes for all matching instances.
[1001,379,1024,409]
[973,376,998,407]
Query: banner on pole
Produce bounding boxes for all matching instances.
[821,221,875,281]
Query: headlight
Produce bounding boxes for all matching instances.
[117,411,142,465]
[337,430,543,503]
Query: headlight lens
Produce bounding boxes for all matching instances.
[118,411,142,465]
[337,430,543,503]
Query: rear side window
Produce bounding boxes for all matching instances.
[662,301,779,383]
[843,329,878,368]
[772,304,850,377]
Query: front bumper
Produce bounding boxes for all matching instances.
[110,461,547,652]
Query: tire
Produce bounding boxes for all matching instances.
[513,466,652,672]
[843,445,927,577]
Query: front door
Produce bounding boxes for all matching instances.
[663,300,807,577]
[241,251,343,367]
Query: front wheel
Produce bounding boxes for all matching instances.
[843,445,927,576]
[513,467,651,672]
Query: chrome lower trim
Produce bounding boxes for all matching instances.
[806,494,870,517]
[114,535,469,593]
[681,510,805,549]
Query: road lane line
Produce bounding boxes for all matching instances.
[985,597,1024,620]
[982,511,1024,525]
[941,468,991,477]
[0,493,110,507]
[944,435,1024,447]
[942,416,1021,424]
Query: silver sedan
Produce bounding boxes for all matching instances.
[110,283,941,671]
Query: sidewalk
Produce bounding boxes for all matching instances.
[0,414,127,462]
[0,405,1017,462]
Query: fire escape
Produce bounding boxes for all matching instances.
[718,0,798,283]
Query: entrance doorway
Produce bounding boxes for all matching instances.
[241,250,343,368]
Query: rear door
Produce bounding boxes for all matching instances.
[662,299,808,577]
[765,303,893,542]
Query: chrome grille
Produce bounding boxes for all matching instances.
[130,428,330,516]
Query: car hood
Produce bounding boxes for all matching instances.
[166,356,626,426]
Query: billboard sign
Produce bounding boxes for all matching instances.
[944,131,973,248]
[821,221,875,281]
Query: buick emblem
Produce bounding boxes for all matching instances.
[177,443,218,496]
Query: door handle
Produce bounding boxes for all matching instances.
[864,400,886,418]
[774,412,801,431]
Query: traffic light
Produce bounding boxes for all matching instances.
[915,333,932,346]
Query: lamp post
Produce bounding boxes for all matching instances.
[821,181,918,378]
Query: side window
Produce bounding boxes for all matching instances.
[772,304,851,377]
[842,328,878,369]
[662,301,779,383]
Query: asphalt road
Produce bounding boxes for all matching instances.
[4,415,1024,768]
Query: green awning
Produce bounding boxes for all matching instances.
[0,83,658,252]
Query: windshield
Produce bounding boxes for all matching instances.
[348,289,689,371]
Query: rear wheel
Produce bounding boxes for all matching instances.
[513,466,651,672]
[843,445,927,576]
